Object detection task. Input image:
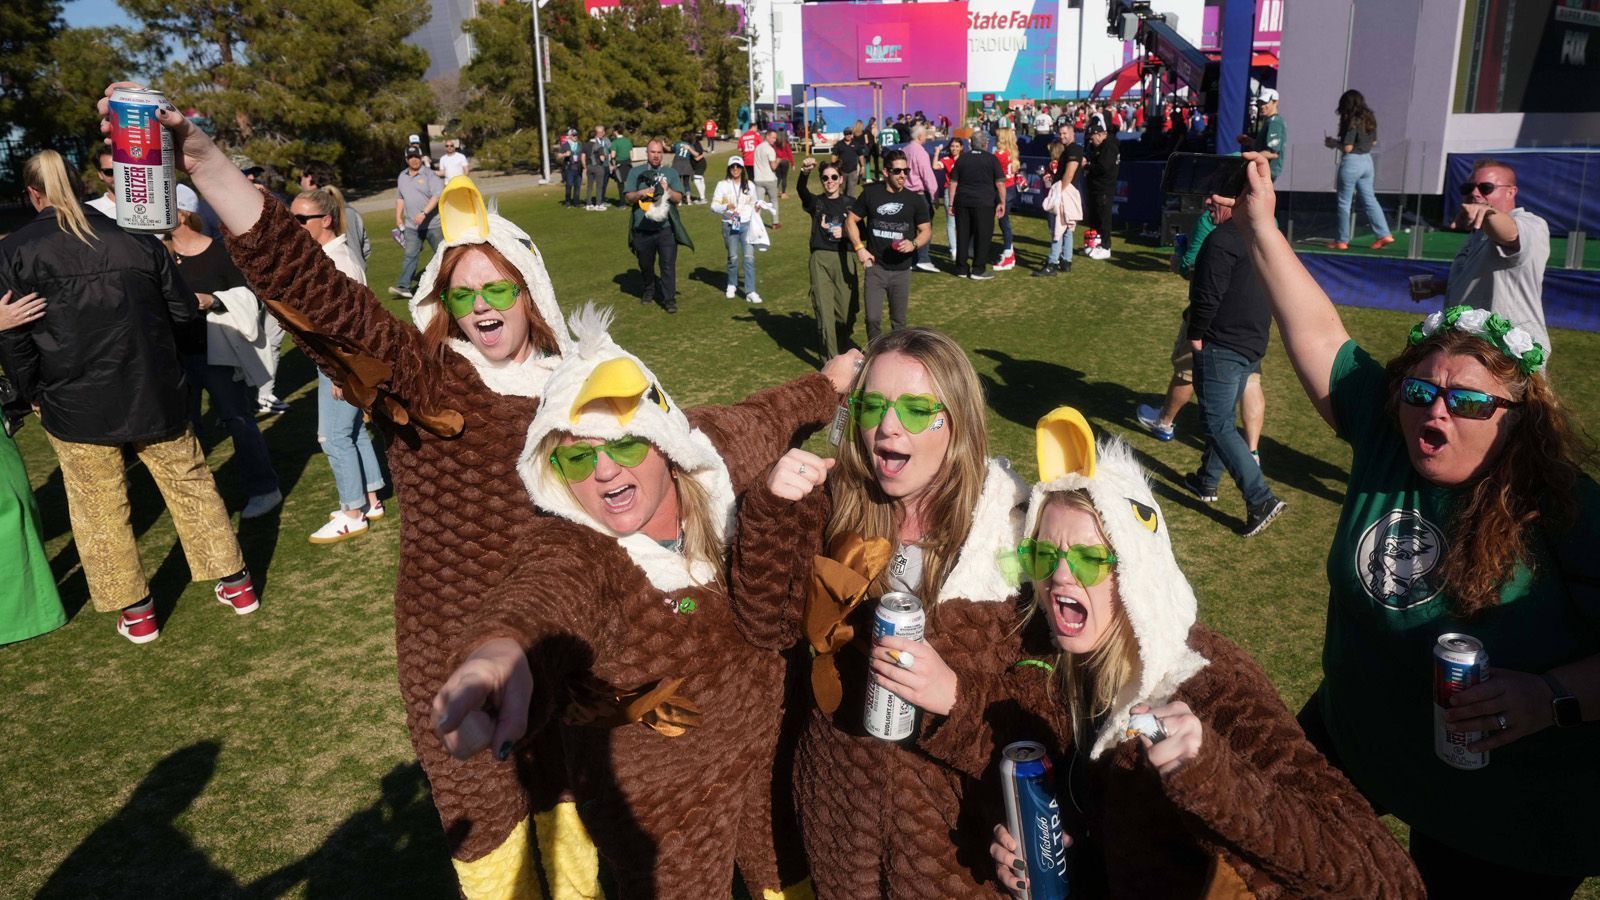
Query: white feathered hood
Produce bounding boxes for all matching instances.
[935,458,1029,604]
[408,176,572,397]
[517,303,735,592]
[1024,407,1209,759]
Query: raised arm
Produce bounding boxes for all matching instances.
[728,475,832,650]
[1158,634,1425,898]
[1222,153,1350,430]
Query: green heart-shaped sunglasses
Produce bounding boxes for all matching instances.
[444,279,520,318]
[1014,538,1118,586]
[849,391,947,434]
[548,436,651,483]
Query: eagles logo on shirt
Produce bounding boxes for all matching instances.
[1354,509,1445,609]
[876,202,905,216]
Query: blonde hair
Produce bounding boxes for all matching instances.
[827,328,989,608]
[533,432,726,574]
[1026,491,1140,753]
[996,127,1019,163]
[296,186,345,236]
[23,150,97,246]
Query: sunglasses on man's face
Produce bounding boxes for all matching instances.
[444,280,520,318]
[548,436,651,483]
[1399,377,1519,420]
[1458,181,1507,197]
[1015,538,1118,586]
[292,212,328,225]
[851,391,946,434]
[100,167,114,176]
[889,167,910,175]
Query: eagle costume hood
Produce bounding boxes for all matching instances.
[410,176,572,396]
[1024,407,1210,759]
[518,303,736,592]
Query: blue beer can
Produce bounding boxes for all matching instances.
[1001,741,1069,899]
[1173,231,1190,258]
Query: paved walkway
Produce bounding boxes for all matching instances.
[349,172,549,214]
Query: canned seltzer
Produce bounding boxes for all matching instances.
[1001,741,1070,900]
[108,86,177,233]
[1433,633,1489,770]
[864,591,925,741]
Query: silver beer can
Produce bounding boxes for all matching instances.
[864,591,925,741]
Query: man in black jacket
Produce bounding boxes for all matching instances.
[1083,122,1119,259]
[0,152,257,643]
[1178,210,1287,537]
[947,129,1006,280]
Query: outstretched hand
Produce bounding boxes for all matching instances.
[0,291,46,332]
[431,638,532,762]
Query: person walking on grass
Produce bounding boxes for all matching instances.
[753,130,782,228]
[625,139,689,315]
[0,151,257,645]
[710,158,766,305]
[391,147,443,299]
[902,124,942,272]
[292,188,389,545]
[845,149,931,340]
[798,157,858,359]
[1082,122,1119,260]
[581,125,609,210]
[993,127,1022,271]
[947,129,1005,280]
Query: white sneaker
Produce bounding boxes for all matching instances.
[745,292,763,304]
[365,501,385,521]
[1089,247,1112,260]
[726,284,738,299]
[241,489,282,519]
[309,511,368,545]
[915,262,939,273]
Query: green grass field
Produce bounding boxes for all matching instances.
[3,165,1597,896]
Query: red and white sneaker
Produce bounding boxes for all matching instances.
[117,608,160,644]
[994,249,1017,271]
[215,575,260,615]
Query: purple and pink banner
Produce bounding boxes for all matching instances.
[802,2,969,128]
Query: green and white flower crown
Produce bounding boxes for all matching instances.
[1408,305,1547,375]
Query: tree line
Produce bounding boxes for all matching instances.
[3,0,749,189]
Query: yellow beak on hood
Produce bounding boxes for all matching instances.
[1036,406,1096,481]
[570,358,651,425]
[440,176,489,243]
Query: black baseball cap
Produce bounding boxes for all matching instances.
[404,147,423,158]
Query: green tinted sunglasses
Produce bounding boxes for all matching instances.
[1015,539,1118,586]
[444,280,520,318]
[851,391,947,434]
[548,436,651,483]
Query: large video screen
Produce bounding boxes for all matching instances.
[1456,0,1600,112]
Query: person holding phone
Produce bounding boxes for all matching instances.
[798,157,859,360]
[845,149,931,340]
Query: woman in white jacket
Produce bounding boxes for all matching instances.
[710,158,769,304]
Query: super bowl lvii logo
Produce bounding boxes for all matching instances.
[864,34,904,64]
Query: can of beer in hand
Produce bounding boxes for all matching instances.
[1001,741,1070,900]
[1173,231,1189,260]
[108,86,178,233]
[1433,633,1489,770]
[864,591,925,741]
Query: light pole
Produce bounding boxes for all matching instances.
[531,0,552,182]
[734,31,756,132]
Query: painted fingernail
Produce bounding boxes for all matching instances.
[1014,879,1026,890]
[1012,860,1026,873]
[496,741,512,761]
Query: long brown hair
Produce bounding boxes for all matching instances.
[1384,330,1588,616]
[1337,89,1377,138]
[23,150,96,246]
[827,328,989,603]
[419,244,561,360]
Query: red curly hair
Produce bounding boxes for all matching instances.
[419,244,560,361]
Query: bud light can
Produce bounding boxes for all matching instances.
[864,591,924,741]
[1433,633,1489,770]
[1001,741,1070,900]
[108,86,178,233]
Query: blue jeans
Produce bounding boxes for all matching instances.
[317,373,385,511]
[1193,344,1272,508]
[1047,227,1075,265]
[1335,153,1390,243]
[722,223,756,292]
[182,355,279,498]
[397,219,443,291]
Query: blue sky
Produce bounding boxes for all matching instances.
[62,0,135,30]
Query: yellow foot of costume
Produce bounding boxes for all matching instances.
[763,877,817,900]
[452,804,603,900]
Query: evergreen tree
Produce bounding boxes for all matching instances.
[119,0,436,179]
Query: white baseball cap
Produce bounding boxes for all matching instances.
[408,134,422,144]
[176,183,200,214]
[1258,88,1279,104]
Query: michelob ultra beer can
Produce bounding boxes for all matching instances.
[108,86,178,233]
[1433,633,1489,770]
[864,591,924,741]
[1001,741,1070,900]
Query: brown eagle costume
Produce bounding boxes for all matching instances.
[225,184,830,897]
[931,409,1425,899]
[730,456,1030,898]
[449,304,825,898]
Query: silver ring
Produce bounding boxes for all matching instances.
[796,463,808,476]
[1495,713,1508,731]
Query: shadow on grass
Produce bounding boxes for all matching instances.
[735,308,825,370]
[38,743,455,899]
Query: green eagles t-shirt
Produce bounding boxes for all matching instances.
[1177,208,1217,278]
[1253,114,1287,180]
[610,136,633,167]
[878,126,899,148]
[1320,340,1600,876]
[623,165,683,232]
